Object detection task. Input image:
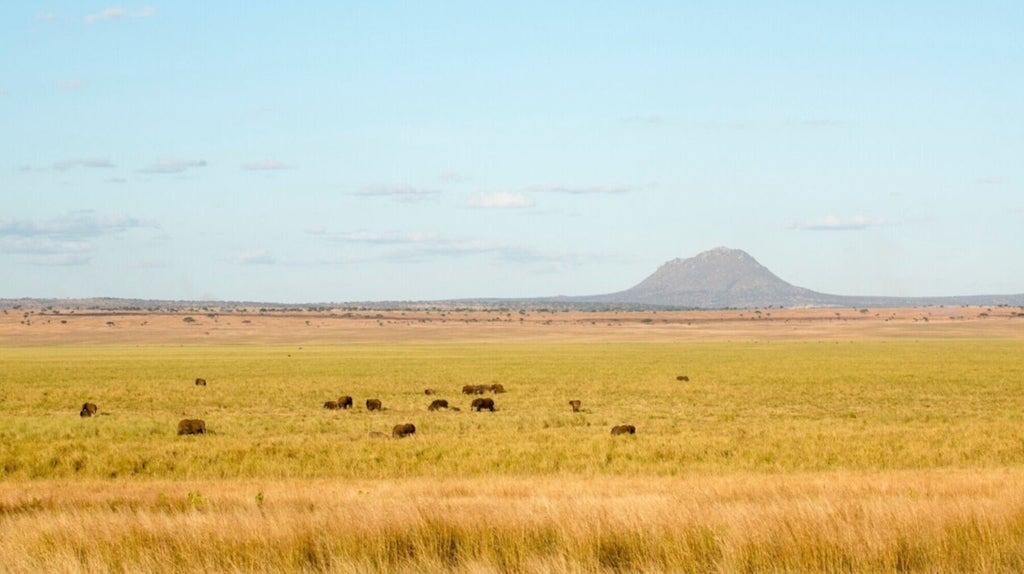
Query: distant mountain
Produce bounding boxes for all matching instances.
[573,247,1024,309]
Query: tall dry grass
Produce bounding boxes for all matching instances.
[3,472,1024,573]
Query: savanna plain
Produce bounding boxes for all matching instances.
[2,305,1023,573]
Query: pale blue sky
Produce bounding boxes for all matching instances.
[3,2,1022,302]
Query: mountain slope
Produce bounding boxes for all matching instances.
[587,247,835,307]
[573,247,1024,309]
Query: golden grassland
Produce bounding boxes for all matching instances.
[1,306,1023,572]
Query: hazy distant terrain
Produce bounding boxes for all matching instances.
[2,247,1022,311]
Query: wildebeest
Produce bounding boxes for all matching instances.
[428,399,449,411]
[676,375,689,382]
[392,423,416,438]
[338,395,353,409]
[611,424,636,436]
[424,388,436,395]
[195,378,207,386]
[323,400,340,409]
[569,399,582,413]
[366,399,382,411]
[462,384,486,395]
[471,397,495,412]
[177,419,206,435]
[80,402,98,417]
[488,383,506,394]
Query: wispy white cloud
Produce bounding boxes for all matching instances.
[468,192,534,209]
[1,237,93,255]
[140,158,207,174]
[309,229,440,244]
[84,6,156,24]
[787,215,890,231]
[0,212,153,239]
[439,171,469,183]
[53,158,116,171]
[5,238,91,266]
[787,118,843,128]
[352,184,441,203]
[58,79,84,91]
[974,176,1007,185]
[23,253,93,267]
[385,240,579,266]
[231,249,277,265]
[309,226,591,268]
[530,183,638,195]
[35,11,62,22]
[242,159,294,171]
[0,211,154,266]
[623,114,666,125]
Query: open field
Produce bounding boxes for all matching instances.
[1,306,1023,572]
[2,304,1022,345]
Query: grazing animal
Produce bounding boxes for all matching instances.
[488,383,506,394]
[392,423,416,438]
[80,402,98,417]
[366,399,382,411]
[676,375,689,382]
[471,397,495,412]
[611,424,636,436]
[569,399,582,413]
[424,388,436,395]
[338,395,353,409]
[177,419,206,435]
[428,399,449,411]
[323,400,340,409]
[462,384,486,395]
[195,378,207,386]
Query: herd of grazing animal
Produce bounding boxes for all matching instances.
[321,377,658,437]
[80,371,688,438]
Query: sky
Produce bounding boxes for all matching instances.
[2,2,1022,302]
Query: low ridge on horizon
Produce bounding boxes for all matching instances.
[2,247,1023,311]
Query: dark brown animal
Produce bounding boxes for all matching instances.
[676,375,689,382]
[366,399,382,411]
[611,424,636,436]
[338,395,353,409]
[323,400,340,409]
[471,397,495,412]
[424,388,436,395]
[569,399,582,412]
[462,384,486,395]
[80,402,98,417]
[428,399,449,411]
[392,423,416,438]
[177,419,206,435]
[195,378,207,386]
[488,383,506,394]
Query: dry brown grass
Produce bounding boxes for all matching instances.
[3,472,1024,573]
[2,305,1020,345]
